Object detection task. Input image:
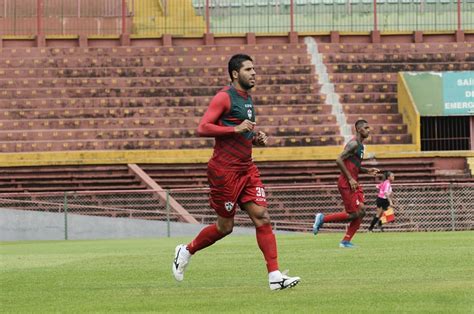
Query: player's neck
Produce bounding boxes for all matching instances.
[355,134,365,143]
[231,82,250,94]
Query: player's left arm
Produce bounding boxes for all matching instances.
[360,166,380,176]
[252,131,268,146]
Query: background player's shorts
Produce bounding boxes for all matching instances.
[338,185,365,213]
[207,163,267,218]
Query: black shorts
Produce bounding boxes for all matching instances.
[376,197,390,210]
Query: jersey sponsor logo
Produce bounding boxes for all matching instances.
[224,201,234,212]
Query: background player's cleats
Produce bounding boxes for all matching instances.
[339,240,356,248]
[172,244,191,281]
[312,213,324,235]
[269,271,301,291]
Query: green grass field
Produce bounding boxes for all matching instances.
[1,232,473,313]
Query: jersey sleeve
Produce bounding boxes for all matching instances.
[197,92,235,137]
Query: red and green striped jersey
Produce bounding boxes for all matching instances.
[338,138,365,188]
[197,85,256,170]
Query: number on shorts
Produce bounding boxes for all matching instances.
[256,187,266,198]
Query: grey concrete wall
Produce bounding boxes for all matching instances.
[0,208,260,241]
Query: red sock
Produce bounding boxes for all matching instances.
[187,224,226,255]
[256,224,279,272]
[324,212,350,222]
[343,217,362,242]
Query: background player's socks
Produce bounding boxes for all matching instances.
[187,224,226,254]
[343,217,362,242]
[324,212,350,222]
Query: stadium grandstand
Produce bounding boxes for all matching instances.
[0,0,473,240]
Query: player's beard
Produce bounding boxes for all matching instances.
[238,75,255,91]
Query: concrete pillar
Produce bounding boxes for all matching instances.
[36,34,46,47]
[246,33,256,45]
[288,31,298,44]
[120,33,131,46]
[414,31,423,43]
[330,31,340,44]
[78,35,88,47]
[162,34,172,46]
[371,30,381,43]
[204,33,215,45]
[455,30,465,43]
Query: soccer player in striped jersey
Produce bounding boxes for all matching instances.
[313,119,379,247]
[172,54,300,290]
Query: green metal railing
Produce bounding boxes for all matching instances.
[0,0,472,37]
[200,0,473,33]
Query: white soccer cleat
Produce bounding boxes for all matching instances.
[172,244,191,282]
[269,272,301,291]
[312,213,324,235]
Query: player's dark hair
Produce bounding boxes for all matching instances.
[382,171,393,181]
[228,54,253,81]
[355,119,368,131]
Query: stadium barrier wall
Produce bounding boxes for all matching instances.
[0,208,258,241]
[2,149,474,168]
[0,182,472,240]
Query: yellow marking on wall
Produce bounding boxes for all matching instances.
[398,72,421,151]
[467,157,474,176]
[0,146,473,167]
[132,0,205,36]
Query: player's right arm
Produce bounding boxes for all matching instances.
[197,92,255,137]
[336,141,359,190]
[197,92,233,137]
